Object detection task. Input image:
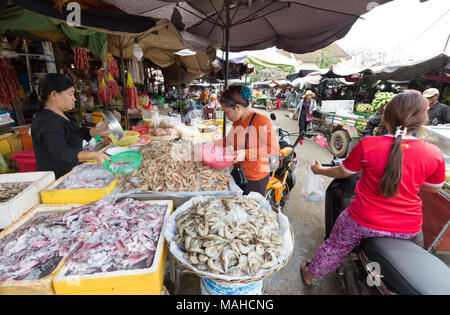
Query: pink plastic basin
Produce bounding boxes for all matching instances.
[201,146,236,169]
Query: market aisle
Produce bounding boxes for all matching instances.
[172,108,341,295]
[257,108,341,295]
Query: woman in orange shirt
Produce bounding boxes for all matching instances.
[215,86,280,195]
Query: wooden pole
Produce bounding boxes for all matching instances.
[119,36,129,130]
[23,40,33,96]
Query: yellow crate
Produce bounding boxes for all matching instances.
[40,163,118,204]
[0,204,81,295]
[53,200,173,295]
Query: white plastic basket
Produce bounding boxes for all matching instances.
[0,171,55,229]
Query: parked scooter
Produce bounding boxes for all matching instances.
[265,113,302,211]
[314,134,450,295]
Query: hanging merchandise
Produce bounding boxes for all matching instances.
[98,78,112,103]
[97,68,104,83]
[128,58,143,85]
[107,53,119,78]
[74,47,89,74]
[42,41,57,74]
[107,73,120,97]
[0,58,20,109]
[126,72,138,110]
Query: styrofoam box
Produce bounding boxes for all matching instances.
[0,171,55,229]
[53,200,173,295]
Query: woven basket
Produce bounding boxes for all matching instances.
[172,224,295,284]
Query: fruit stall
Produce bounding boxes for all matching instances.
[311,92,397,158]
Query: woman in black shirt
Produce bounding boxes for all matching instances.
[31,74,110,178]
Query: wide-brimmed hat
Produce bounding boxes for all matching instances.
[423,88,439,98]
[303,90,315,98]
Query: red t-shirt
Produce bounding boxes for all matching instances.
[342,135,446,234]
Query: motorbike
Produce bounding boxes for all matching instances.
[265,113,302,212]
[313,134,450,295]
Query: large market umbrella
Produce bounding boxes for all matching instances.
[105,0,393,135]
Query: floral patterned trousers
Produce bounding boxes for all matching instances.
[308,209,418,276]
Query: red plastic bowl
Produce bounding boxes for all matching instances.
[201,146,236,169]
[131,125,150,136]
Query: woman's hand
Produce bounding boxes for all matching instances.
[77,151,110,164]
[89,121,110,137]
[93,151,110,165]
[311,160,322,175]
[97,121,110,132]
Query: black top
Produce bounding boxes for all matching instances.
[428,101,450,125]
[31,109,91,178]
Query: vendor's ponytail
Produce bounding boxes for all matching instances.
[378,92,428,198]
[379,129,404,198]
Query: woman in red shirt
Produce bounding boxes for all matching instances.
[300,92,446,288]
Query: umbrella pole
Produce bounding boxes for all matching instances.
[119,37,129,130]
[223,1,231,139]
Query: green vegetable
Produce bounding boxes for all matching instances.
[371,92,396,110]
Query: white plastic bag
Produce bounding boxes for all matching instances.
[302,169,325,202]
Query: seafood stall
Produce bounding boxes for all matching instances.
[420,126,450,253]
[164,194,294,295]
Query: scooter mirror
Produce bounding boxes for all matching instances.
[314,134,328,147]
[270,113,276,121]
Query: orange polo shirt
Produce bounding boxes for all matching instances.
[229,112,280,181]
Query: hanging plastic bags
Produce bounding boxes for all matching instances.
[302,169,325,202]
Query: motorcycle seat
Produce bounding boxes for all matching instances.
[360,237,450,295]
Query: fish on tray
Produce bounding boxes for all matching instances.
[0,212,71,281]
[53,163,114,190]
[0,199,168,281]
[62,199,168,276]
[0,182,32,203]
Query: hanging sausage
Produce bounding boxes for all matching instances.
[0,58,19,109]
[73,47,89,74]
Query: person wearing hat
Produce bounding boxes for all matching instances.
[423,88,450,125]
[293,90,317,139]
[31,73,110,179]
